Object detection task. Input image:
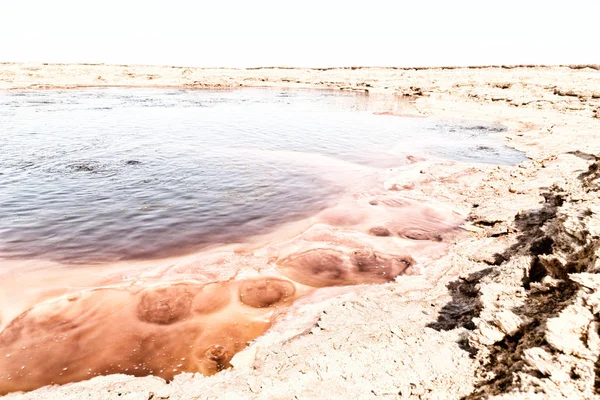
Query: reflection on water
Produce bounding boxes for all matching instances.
[0,88,525,263]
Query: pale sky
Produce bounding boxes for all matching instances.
[1,0,598,68]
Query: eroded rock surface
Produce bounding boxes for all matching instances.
[462,158,600,399]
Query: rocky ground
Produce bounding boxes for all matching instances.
[1,64,599,399]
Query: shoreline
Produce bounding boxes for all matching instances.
[1,64,599,399]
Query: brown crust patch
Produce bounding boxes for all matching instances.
[137,285,193,325]
[369,226,391,236]
[350,249,415,282]
[397,227,443,241]
[239,278,296,308]
[277,249,348,287]
[202,344,230,373]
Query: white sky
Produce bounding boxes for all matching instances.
[1,0,598,67]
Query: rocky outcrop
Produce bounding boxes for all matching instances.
[464,158,600,399]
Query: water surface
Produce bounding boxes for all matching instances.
[0,88,525,263]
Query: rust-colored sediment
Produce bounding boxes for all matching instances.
[0,170,465,394]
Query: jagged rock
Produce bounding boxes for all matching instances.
[545,305,596,359]
[492,310,524,336]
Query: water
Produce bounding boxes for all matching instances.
[0,88,525,263]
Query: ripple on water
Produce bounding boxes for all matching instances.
[0,88,526,263]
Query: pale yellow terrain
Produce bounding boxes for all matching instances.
[1,64,600,399]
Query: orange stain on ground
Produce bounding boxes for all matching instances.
[0,191,464,394]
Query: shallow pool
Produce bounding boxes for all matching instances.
[0,88,525,263]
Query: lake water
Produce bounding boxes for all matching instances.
[0,88,526,263]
